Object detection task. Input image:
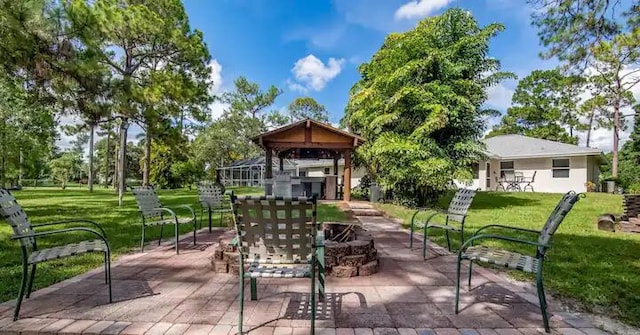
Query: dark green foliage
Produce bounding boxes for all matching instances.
[345,9,513,205]
[287,97,329,123]
[488,69,584,144]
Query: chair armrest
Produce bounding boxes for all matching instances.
[473,224,540,237]
[152,207,178,219]
[174,204,197,219]
[460,234,548,253]
[31,219,107,238]
[12,227,111,249]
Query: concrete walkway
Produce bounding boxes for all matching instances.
[0,208,607,335]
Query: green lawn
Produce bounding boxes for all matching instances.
[377,191,640,327]
[0,186,347,304]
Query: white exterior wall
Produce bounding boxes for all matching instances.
[299,165,366,189]
[462,156,594,193]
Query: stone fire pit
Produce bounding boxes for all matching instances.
[209,222,379,278]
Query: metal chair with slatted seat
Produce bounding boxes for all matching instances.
[231,195,324,335]
[454,191,584,333]
[410,188,477,260]
[0,189,112,320]
[132,186,197,254]
[197,182,232,232]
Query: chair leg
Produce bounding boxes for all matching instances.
[467,261,473,289]
[238,276,245,334]
[317,251,326,302]
[141,225,145,252]
[193,222,197,245]
[250,278,257,301]
[422,225,428,260]
[175,223,179,255]
[14,261,28,320]
[410,218,415,249]
[106,251,112,303]
[454,254,462,314]
[310,256,316,335]
[159,224,164,246]
[208,209,212,232]
[26,263,36,298]
[445,230,452,252]
[219,208,223,227]
[537,269,550,333]
[199,208,203,230]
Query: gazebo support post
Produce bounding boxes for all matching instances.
[265,148,273,195]
[333,154,339,199]
[344,150,352,202]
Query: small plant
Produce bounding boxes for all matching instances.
[585,181,597,192]
[628,182,640,194]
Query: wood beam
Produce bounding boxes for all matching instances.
[265,148,273,195]
[343,150,352,202]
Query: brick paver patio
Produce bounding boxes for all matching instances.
[0,207,608,335]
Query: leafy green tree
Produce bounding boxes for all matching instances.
[488,69,584,144]
[0,75,56,187]
[588,29,640,178]
[287,97,329,123]
[344,8,513,205]
[619,105,640,189]
[528,0,636,65]
[48,152,82,189]
[65,0,210,205]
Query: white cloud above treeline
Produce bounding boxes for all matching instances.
[394,0,455,20]
[289,55,345,93]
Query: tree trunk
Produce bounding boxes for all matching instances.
[88,123,95,192]
[612,99,621,178]
[143,130,152,186]
[113,126,119,190]
[586,110,595,147]
[0,117,5,188]
[118,118,129,206]
[105,128,110,188]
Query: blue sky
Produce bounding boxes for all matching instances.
[182,0,554,124]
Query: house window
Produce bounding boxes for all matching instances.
[500,161,514,178]
[324,167,331,175]
[471,163,479,179]
[552,159,570,178]
[299,171,307,177]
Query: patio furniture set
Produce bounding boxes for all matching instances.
[0,184,584,334]
[495,171,537,192]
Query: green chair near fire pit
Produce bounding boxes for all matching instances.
[0,189,112,320]
[410,188,477,259]
[231,195,324,335]
[132,186,197,254]
[454,191,584,333]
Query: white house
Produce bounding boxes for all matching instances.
[458,134,603,193]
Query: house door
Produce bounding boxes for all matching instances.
[486,162,491,189]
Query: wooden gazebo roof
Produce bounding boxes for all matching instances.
[252,119,364,151]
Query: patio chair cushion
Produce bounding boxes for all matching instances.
[143,217,194,227]
[246,263,312,278]
[462,245,539,273]
[28,239,108,264]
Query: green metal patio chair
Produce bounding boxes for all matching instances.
[454,191,584,333]
[0,189,112,320]
[197,182,232,232]
[410,188,477,259]
[231,195,324,335]
[132,186,197,254]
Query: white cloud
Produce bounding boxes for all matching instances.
[394,0,455,20]
[207,59,227,120]
[208,60,223,95]
[290,55,345,92]
[485,83,514,111]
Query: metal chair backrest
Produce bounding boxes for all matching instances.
[197,182,225,208]
[530,171,537,182]
[132,186,163,220]
[0,189,34,248]
[503,170,515,181]
[231,195,317,263]
[447,188,476,223]
[537,191,582,256]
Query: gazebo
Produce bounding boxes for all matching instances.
[252,119,364,202]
